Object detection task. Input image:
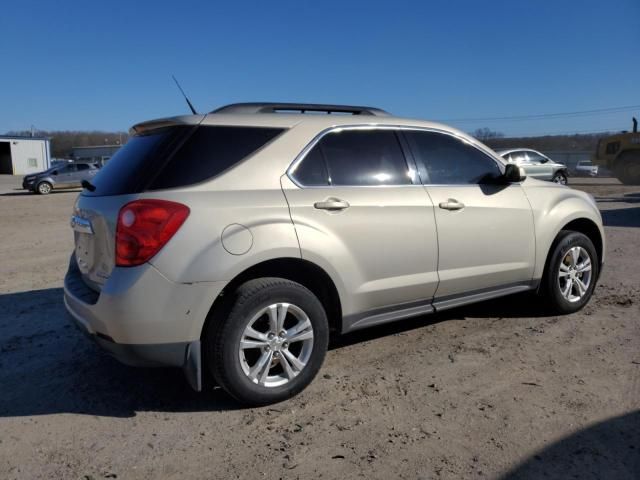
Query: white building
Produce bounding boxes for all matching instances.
[0,135,51,175]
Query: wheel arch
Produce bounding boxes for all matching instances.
[539,216,604,290]
[560,218,603,266]
[201,257,343,340]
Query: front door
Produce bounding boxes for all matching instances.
[519,151,554,180]
[282,128,439,326]
[404,130,536,301]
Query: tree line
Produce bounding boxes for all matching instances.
[4,127,619,159]
[473,128,614,152]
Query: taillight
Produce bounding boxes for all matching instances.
[116,199,190,267]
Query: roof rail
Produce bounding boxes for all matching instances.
[211,102,389,116]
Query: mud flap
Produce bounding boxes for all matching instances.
[183,340,202,391]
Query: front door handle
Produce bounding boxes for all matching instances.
[439,198,465,211]
[314,198,350,211]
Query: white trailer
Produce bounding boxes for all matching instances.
[0,136,51,175]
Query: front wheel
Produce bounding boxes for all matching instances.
[205,278,329,406]
[36,181,52,194]
[552,172,568,185]
[541,231,598,314]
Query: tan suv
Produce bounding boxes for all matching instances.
[64,103,604,405]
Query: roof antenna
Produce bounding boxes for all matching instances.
[172,75,198,115]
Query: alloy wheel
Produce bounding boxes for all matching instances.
[238,302,314,387]
[557,246,592,303]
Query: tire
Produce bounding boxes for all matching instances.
[36,181,52,195]
[552,171,568,185]
[614,152,640,185]
[540,231,599,314]
[204,277,329,406]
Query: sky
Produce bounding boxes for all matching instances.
[0,0,638,137]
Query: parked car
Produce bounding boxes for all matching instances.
[23,163,100,194]
[574,160,599,177]
[64,103,604,405]
[496,149,569,184]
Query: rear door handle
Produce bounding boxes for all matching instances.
[314,198,350,211]
[438,198,465,211]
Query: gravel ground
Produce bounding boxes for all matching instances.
[0,175,638,479]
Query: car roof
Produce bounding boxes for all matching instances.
[495,148,544,156]
[129,103,505,169]
[132,103,466,136]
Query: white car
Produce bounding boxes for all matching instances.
[574,160,599,177]
[497,149,570,185]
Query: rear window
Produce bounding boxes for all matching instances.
[85,125,284,196]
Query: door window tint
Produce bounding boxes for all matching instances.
[291,146,329,186]
[76,164,90,171]
[525,151,546,163]
[322,129,411,186]
[406,131,502,184]
[509,151,528,163]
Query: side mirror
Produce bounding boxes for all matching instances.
[503,163,526,183]
[52,170,58,175]
[540,158,549,164]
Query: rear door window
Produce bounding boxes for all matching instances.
[291,129,412,186]
[86,125,284,196]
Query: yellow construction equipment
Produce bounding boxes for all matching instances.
[593,117,640,184]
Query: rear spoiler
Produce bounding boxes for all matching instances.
[129,114,205,136]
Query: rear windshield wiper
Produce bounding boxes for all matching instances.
[81,180,96,192]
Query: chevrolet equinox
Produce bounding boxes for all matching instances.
[64,103,604,405]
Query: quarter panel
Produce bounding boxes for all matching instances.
[147,189,301,283]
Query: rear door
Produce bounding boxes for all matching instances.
[404,130,535,302]
[282,127,439,327]
[75,163,98,185]
[55,164,78,187]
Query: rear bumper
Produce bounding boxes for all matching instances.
[63,254,226,390]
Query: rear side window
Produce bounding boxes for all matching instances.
[86,126,284,196]
[291,129,412,186]
[149,126,283,190]
[406,131,501,184]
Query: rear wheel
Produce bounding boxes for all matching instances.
[541,231,598,314]
[614,152,640,185]
[36,181,52,194]
[205,278,329,406]
[552,171,568,185]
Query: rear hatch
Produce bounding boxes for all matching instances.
[71,118,285,292]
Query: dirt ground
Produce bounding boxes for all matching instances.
[0,175,638,480]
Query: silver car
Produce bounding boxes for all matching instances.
[497,149,569,184]
[22,163,100,194]
[64,103,604,405]
[574,160,599,177]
